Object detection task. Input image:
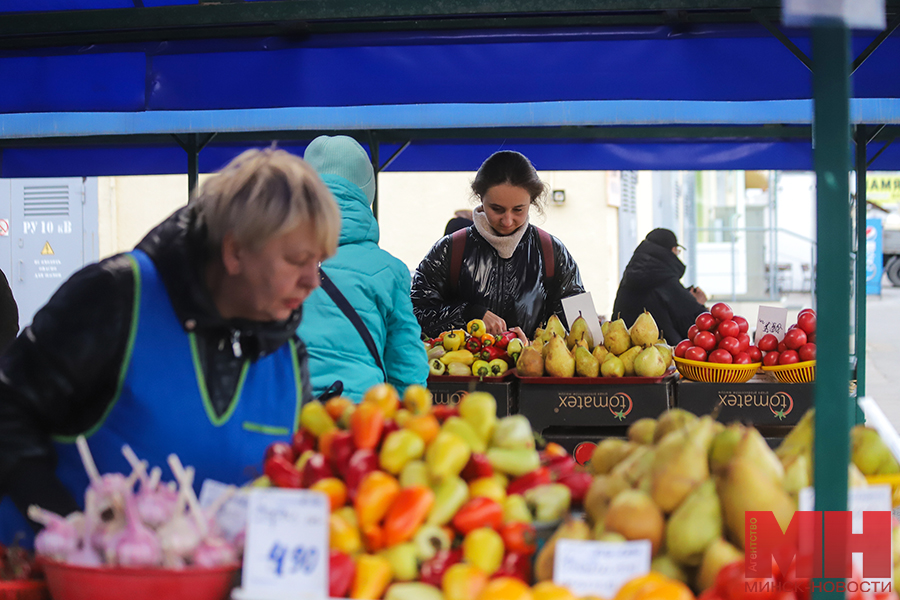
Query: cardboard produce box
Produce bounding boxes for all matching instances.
[426,372,516,418]
[674,372,813,430]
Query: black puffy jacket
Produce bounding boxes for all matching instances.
[612,240,706,344]
[0,205,313,525]
[411,224,585,339]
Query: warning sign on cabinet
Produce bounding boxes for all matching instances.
[41,241,54,255]
[0,219,8,236]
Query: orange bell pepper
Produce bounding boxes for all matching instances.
[404,414,441,445]
[442,563,488,600]
[354,470,401,528]
[351,401,385,450]
[614,573,694,600]
[362,523,385,553]
[543,442,569,458]
[311,477,348,512]
[531,582,577,600]
[363,383,401,419]
[476,577,533,600]
[325,395,354,421]
[317,429,340,462]
[382,485,436,547]
[402,384,433,415]
[351,554,393,600]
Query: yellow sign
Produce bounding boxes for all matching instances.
[867,173,900,204]
[41,241,54,255]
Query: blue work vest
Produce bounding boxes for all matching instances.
[1,249,302,545]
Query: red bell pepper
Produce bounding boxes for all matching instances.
[541,452,576,480]
[495,331,518,350]
[557,471,592,506]
[382,485,436,547]
[460,453,494,482]
[379,418,401,448]
[264,455,302,488]
[265,441,295,464]
[419,548,463,588]
[290,429,316,458]
[351,401,384,450]
[432,405,460,423]
[506,466,552,496]
[480,345,506,362]
[498,522,537,555]
[466,337,483,354]
[329,430,356,476]
[493,552,531,583]
[451,496,504,535]
[344,449,378,499]
[329,550,356,598]
[300,452,333,488]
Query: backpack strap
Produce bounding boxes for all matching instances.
[535,226,556,280]
[449,228,468,292]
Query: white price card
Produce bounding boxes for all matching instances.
[783,0,885,30]
[241,489,329,600]
[561,292,605,345]
[755,306,789,344]
[553,539,652,598]
[198,479,248,544]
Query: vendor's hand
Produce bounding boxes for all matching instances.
[511,327,527,342]
[482,311,507,335]
[690,286,708,305]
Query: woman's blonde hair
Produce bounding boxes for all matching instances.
[193,147,340,257]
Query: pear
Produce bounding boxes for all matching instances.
[718,456,796,548]
[575,338,589,351]
[584,474,630,525]
[697,538,744,592]
[516,345,544,377]
[605,489,665,555]
[630,311,660,347]
[782,452,811,496]
[597,532,628,543]
[709,423,745,474]
[733,428,784,484]
[651,416,716,513]
[600,355,625,378]
[665,479,722,567]
[603,319,632,356]
[534,517,591,581]
[628,418,657,445]
[546,314,567,341]
[851,425,897,475]
[545,334,575,378]
[567,315,594,350]
[634,346,667,377]
[574,345,600,377]
[776,408,814,461]
[601,320,611,338]
[655,343,674,368]
[590,439,637,475]
[613,446,657,489]
[651,555,689,584]
[618,345,643,377]
[654,409,698,443]
[592,345,609,364]
[850,463,870,487]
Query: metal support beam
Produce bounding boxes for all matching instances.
[172,132,217,198]
[379,141,412,173]
[851,13,900,74]
[811,21,851,600]
[855,126,868,413]
[867,138,897,168]
[752,9,813,70]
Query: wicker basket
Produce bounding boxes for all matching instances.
[761,360,816,383]
[673,356,761,383]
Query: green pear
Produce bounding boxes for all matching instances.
[575,345,600,377]
[697,538,744,592]
[567,315,594,350]
[546,314,567,340]
[600,355,625,377]
[654,408,698,443]
[545,334,575,378]
[630,310,660,347]
[628,418,657,445]
[708,423,745,474]
[665,479,722,566]
[592,345,609,364]
[584,473,630,525]
[651,555,689,584]
[851,425,897,475]
[534,517,591,582]
[775,408,814,461]
[612,445,656,487]
[732,428,784,484]
[604,319,632,356]
[634,346,667,377]
[597,532,628,543]
[782,452,811,496]
[590,439,637,475]
[618,345,643,376]
[651,416,717,513]
[601,320,611,338]
[655,343,674,368]
[718,456,796,548]
[516,345,545,377]
[605,489,665,555]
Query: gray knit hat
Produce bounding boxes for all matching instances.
[304,135,376,205]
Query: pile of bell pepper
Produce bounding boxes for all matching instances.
[424,320,525,379]
[256,384,594,600]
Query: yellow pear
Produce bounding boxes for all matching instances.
[545,334,575,378]
[567,315,594,350]
[651,416,716,513]
[590,439,637,475]
[733,428,784,484]
[630,310,660,347]
[851,425,898,475]
[546,314,567,341]
[574,345,600,377]
[584,473,630,525]
[708,423,745,474]
[655,343,674,368]
[601,320,611,338]
[651,555,689,584]
[697,538,744,592]
[600,355,625,377]
[534,517,591,581]
[605,489,665,555]
[628,418,657,445]
[665,479,722,567]
[618,345,643,377]
[634,346,667,377]
[611,445,656,487]
[603,319,632,356]
[718,456,796,548]
[782,452,811,496]
[775,408,814,461]
[592,345,609,363]
[516,345,544,377]
[654,408,698,443]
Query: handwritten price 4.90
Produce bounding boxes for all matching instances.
[269,543,319,576]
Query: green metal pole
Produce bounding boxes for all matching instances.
[812,21,851,600]
[854,126,867,420]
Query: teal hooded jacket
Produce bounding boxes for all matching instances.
[297,174,428,401]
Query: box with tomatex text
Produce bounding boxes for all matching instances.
[673,373,813,428]
[427,372,516,418]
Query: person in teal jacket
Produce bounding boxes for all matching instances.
[299,135,428,401]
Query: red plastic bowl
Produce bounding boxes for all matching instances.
[40,560,240,600]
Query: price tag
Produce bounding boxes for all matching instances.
[783,0,885,29]
[561,292,605,345]
[198,479,248,544]
[241,489,329,600]
[755,306,789,344]
[553,539,651,598]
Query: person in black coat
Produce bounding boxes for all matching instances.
[612,228,707,344]
[0,269,17,353]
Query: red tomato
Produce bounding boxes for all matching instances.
[733,315,750,333]
[685,346,708,361]
[779,350,800,365]
[798,308,816,317]
[737,333,751,352]
[718,336,741,356]
[758,334,778,352]
[763,351,781,366]
[717,319,740,338]
[733,352,752,364]
[710,302,734,322]
[694,331,718,352]
[687,324,700,342]
[783,328,807,350]
[797,343,816,362]
[696,312,717,331]
[674,339,692,358]
[747,346,763,362]
[778,341,788,353]
[265,441,295,463]
[714,330,723,343]
[709,349,734,364]
[796,311,816,334]
[807,331,815,344]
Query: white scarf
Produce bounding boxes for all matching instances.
[472,206,530,259]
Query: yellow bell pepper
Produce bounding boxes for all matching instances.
[427,476,470,526]
[379,542,419,581]
[386,582,445,600]
[351,554,393,600]
[443,417,487,453]
[476,577,533,600]
[405,414,441,445]
[442,332,464,352]
[299,400,337,437]
[380,429,426,475]
[330,510,362,555]
[468,477,507,505]
[443,563,488,600]
[462,527,504,576]
[399,460,431,488]
[440,349,476,366]
[426,431,472,480]
[458,393,497,443]
[355,471,401,528]
[502,494,533,524]
[467,319,487,338]
[402,385,433,415]
[394,408,413,427]
[363,383,401,419]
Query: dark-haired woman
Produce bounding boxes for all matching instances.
[411,151,585,339]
